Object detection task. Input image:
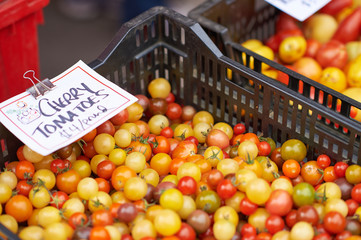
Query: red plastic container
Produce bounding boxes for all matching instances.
[0,0,49,103]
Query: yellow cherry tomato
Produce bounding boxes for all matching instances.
[279,36,307,64]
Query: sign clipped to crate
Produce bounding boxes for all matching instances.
[0,61,137,156]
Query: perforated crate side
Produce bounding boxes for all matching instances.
[90,7,361,164]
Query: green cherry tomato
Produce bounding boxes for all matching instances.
[195,190,221,213]
[281,139,307,162]
[292,182,315,207]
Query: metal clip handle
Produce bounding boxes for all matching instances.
[24,70,56,99]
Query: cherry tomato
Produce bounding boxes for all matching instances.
[279,36,307,64]
[160,127,174,138]
[296,205,319,226]
[96,120,115,136]
[56,169,81,194]
[257,141,271,156]
[177,176,197,195]
[323,166,337,182]
[281,139,307,162]
[90,226,111,240]
[346,165,361,184]
[186,209,211,234]
[216,179,237,200]
[68,212,88,229]
[301,161,323,186]
[206,129,230,150]
[282,159,301,179]
[323,211,346,234]
[5,195,33,222]
[316,40,348,69]
[240,197,258,216]
[265,215,285,235]
[265,189,293,216]
[15,161,35,180]
[111,166,136,191]
[95,178,110,193]
[166,102,182,120]
[285,210,298,228]
[334,162,349,178]
[83,141,97,159]
[292,182,315,207]
[241,223,257,237]
[351,183,361,203]
[160,188,184,211]
[91,209,113,227]
[97,160,116,180]
[195,190,221,214]
[50,191,69,209]
[345,199,359,216]
[233,123,246,135]
[154,209,181,236]
[317,154,331,169]
[151,136,170,154]
[110,109,129,126]
[50,159,67,174]
[304,39,321,58]
[175,222,196,240]
[15,180,33,196]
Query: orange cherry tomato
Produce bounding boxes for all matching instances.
[240,133,260,145]
[323,166,337,182]
[111,166,136,191]
[301,161,323,186]
[56,169,81,195]
[5,195,33,222]
[282,159,301,179]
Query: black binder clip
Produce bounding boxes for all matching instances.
[24,70,56,99]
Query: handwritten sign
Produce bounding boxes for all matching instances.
[265,0,331,21]
[0,61,138,156]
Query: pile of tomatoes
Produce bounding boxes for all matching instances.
[1,77,361,240]
[239,0,361,122]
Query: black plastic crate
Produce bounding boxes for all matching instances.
[91,7,361,165]
[188,0,278,55]
[189,0,361,162]
[1,5,361,238]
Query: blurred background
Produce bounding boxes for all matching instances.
[38,0,206,78]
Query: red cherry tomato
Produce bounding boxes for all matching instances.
[351,183,361,203]
[233,123,246,135]
[50,191,69,209]
[216,179,237,200]
[177,176,197,195]
[334,162,349,178]
[276,12,300,32]
[241,223,257,237]
[315,40,348,69]
[317,154,331,169]
[110,109,129,126]
[240,197,258,216]
[332,7,361,44]
[323,211,346,235]
[175,223,196,240]
[166,102,183,120]
[257,141,271,156]
[265,215,285,235]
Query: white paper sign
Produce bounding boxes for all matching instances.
[0,60,138,156]
[265,0,331,21]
